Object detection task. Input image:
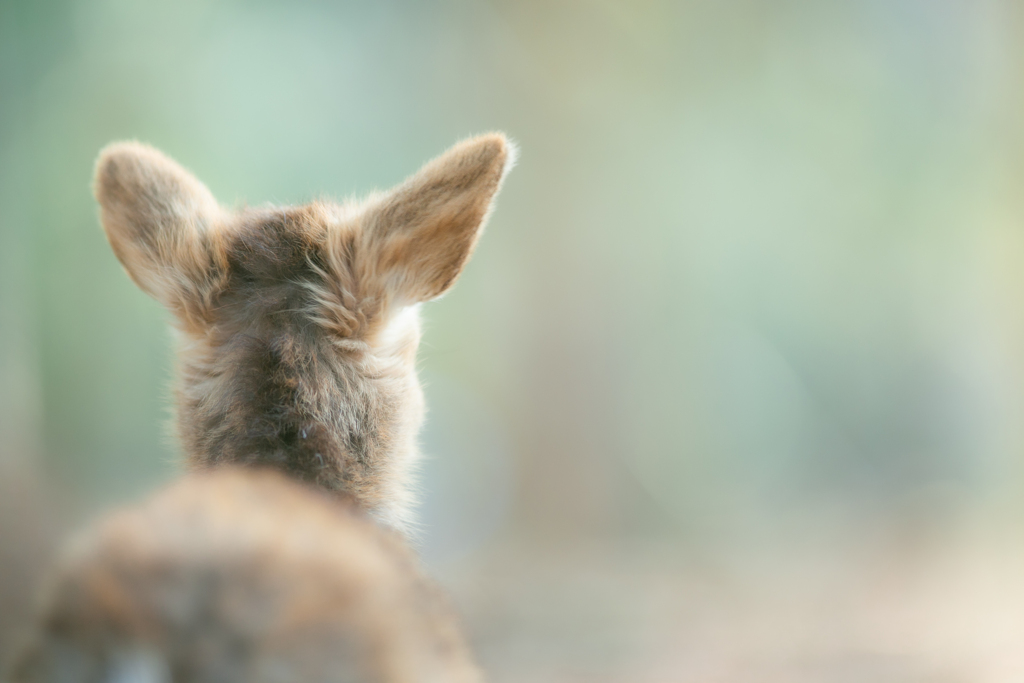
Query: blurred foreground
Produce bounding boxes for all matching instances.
[5,477,1024,682]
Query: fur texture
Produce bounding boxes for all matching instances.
[95,135,515,532]
[13,468,482,683]
[11,136,514,683]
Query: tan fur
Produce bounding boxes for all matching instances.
[12,468,482,683]
[95,135,515,532]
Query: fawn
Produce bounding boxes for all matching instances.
[13,134,515,682]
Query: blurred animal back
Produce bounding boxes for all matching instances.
[12,468,480,683]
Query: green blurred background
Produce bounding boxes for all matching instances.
[5,0,1024,680]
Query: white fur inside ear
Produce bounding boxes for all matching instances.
[502,138,520,178]
[377,304,423,356]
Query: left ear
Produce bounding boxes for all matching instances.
[355,133,516,306]
[94,141,226,325]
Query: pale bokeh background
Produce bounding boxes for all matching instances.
[4,1,1024,680]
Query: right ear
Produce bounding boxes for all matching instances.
[352,133,516,308]
[94,142,225,323]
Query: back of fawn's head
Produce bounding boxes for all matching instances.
[94,135,515,532]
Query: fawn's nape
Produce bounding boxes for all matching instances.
[94,134,515,533]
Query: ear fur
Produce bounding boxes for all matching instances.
[94,142,225,325]
[355,133,516,307]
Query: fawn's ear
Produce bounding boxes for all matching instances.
[94,142,224,321]
[358,133,515,305]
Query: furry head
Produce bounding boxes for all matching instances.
[94,135,515,532]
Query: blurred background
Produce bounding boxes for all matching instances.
[5,0,1024,680]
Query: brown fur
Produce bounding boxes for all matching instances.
[12,468,481,683]
[95,135,515,531]
[10,136,514,682]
